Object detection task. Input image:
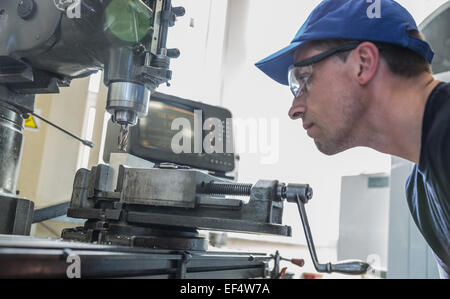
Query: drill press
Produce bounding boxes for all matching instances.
[0,0,184,233]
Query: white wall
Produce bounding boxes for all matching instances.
[338,174,390,270]
[18,77,93,208]
[157,0,229,106]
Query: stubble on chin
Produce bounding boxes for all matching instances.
[313,125,355,156]
[314,139,343,155]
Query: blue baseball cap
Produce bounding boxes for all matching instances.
[255,0,435,86]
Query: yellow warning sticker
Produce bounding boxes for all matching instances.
[25,114,38,129]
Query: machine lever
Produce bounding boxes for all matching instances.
[295,194,370,275]
[7,101,94,148]
[29,112,94,148]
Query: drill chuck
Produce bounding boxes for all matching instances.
[106,81,151,127]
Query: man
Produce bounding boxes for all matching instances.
[255,0,449,278]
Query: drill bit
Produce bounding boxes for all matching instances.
[118,124,129,151]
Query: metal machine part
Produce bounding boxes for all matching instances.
[0,1,372,278]
[107,80,151,127]
[0,195,34,235]
[0,102,24,195]
[61,158,369,275]
[118,124,130,151]
[0,0,183,128]
[0,85,94,149]
[270,250,305,279]
[0,235,272,279]
[205,181,368,275]
[106,81,151,150]
[0,0,183,234]
[28,110,94,147]
[293,194,369,275]
[203,181,368,275]
[0,0,183,170]
[0,94,35,236]
[0,0,182,99]
[420,1,450,75]
[62,163,291,251]
[32,201,70,224]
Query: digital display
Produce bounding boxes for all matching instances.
[139,100,195,153]
[103,92,234,172]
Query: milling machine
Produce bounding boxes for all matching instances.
[0,0,370,278]
[0,0,182,232]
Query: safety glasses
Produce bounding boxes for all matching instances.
[288,64,313,99]
[288,42,360,98]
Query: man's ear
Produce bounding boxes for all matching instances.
[354,42,380,85]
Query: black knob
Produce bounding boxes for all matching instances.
[167,48,180,59]
[17,0,35,20]
[172,6,185,17]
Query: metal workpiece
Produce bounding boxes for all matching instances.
[119,167,207,208]
[109,152,155,184]
[0,103,24,195]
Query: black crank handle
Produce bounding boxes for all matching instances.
[327,261,370,275]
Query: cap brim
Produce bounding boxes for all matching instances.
[255,41,306,86]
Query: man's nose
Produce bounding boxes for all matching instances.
[288,96,306,120]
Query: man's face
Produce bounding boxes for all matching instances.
[288,44,365,155]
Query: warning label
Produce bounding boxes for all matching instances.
[24,114,38,129]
